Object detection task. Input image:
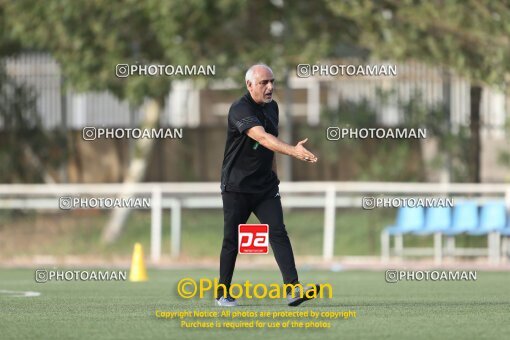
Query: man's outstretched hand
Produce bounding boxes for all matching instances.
[245,126,318,162]
[293,138,318,163]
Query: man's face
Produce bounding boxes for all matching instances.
[247,67,275,104]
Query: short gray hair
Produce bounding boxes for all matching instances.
[245,64,273,84]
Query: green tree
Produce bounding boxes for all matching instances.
[2,0,357,242]
[0,66,66,182]
[0,5,65,183]
[327,0,510,182]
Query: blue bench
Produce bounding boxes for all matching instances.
[380,206,425,262]
[498,213,510,260]
[381,200,508,264]
[412,206,451,263]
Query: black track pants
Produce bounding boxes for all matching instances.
[218,186,298,297]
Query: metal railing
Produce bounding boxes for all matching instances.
[0,182,509,263]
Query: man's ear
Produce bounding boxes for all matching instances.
[246,80,251,88]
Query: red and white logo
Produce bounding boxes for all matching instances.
[238,224,269,254]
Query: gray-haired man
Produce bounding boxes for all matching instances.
[218,64,319,307]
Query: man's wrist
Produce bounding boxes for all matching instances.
[289,145,297,158]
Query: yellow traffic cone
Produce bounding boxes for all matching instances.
[129,242,148,282]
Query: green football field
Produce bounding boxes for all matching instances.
[1,268,509,339]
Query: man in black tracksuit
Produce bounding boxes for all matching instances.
[217,64,319,307]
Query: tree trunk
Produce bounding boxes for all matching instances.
[281,68,293,181]
[469,85,482,183]
[101,99,162,243]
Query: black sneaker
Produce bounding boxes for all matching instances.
[287,284,320,307]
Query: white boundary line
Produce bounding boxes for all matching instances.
[0,289,41,297]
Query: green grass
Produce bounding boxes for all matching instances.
[1,269,509,339]
[0,208,492,259]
